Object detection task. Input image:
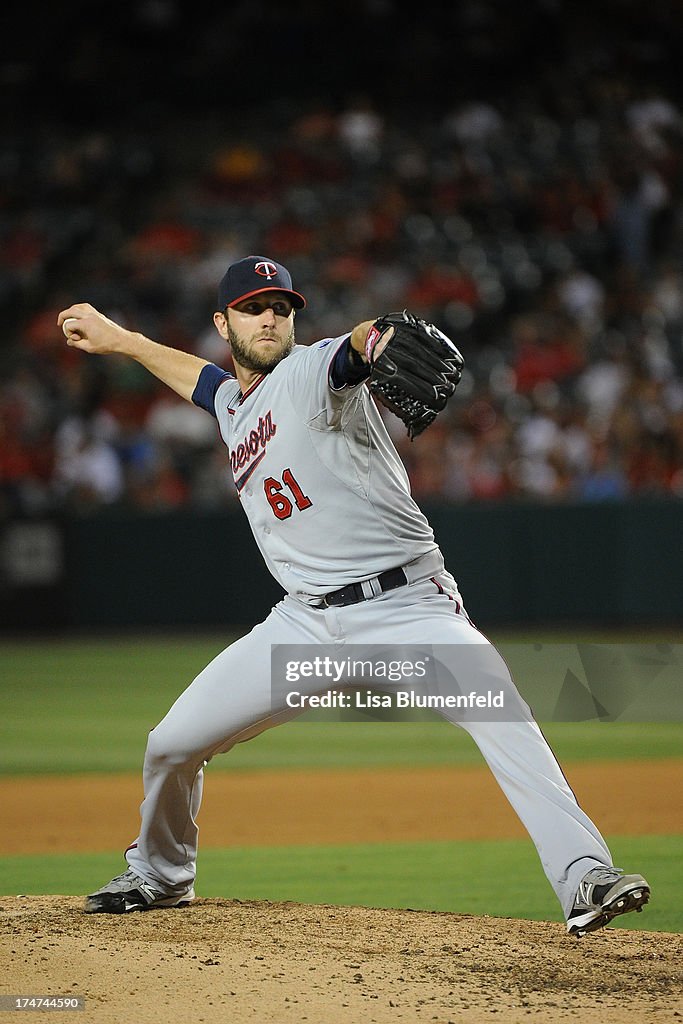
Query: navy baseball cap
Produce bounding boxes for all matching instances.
[217,256,307,310]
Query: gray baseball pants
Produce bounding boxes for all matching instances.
[125,571,612,919]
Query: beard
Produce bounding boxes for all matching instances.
[227,323,295,374]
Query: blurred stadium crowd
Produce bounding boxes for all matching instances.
[2,0,683,514]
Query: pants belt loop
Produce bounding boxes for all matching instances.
[360,578,379,600]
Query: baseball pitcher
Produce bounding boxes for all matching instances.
[57,256,649,937]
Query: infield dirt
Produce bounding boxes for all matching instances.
[3,760,682,1022]
[2,895,681,1024]
[3,759,682,854]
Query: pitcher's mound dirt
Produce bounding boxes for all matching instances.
[2,896,681,1024]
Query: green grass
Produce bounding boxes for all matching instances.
[1,636,679,934]
[1,835,679,932]
[1,635,681,775]
[3,714,683,776]
[0,636,225,774]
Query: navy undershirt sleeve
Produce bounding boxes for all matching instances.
[191,363,234,417]
[330,339,371,389]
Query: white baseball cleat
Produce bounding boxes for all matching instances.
[84,868,195,914]
[566,866,650,937]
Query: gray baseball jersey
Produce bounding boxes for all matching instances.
[212,335,437,601]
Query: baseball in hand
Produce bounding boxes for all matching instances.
[62,318,80,338]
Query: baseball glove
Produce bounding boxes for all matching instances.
[364,310,464,439]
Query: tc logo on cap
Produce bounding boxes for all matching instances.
[254,261,278,280]
[217,255,307,309]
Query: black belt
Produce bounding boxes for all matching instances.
[322,567,408,608]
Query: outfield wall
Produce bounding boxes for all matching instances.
[1,501,681,631]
